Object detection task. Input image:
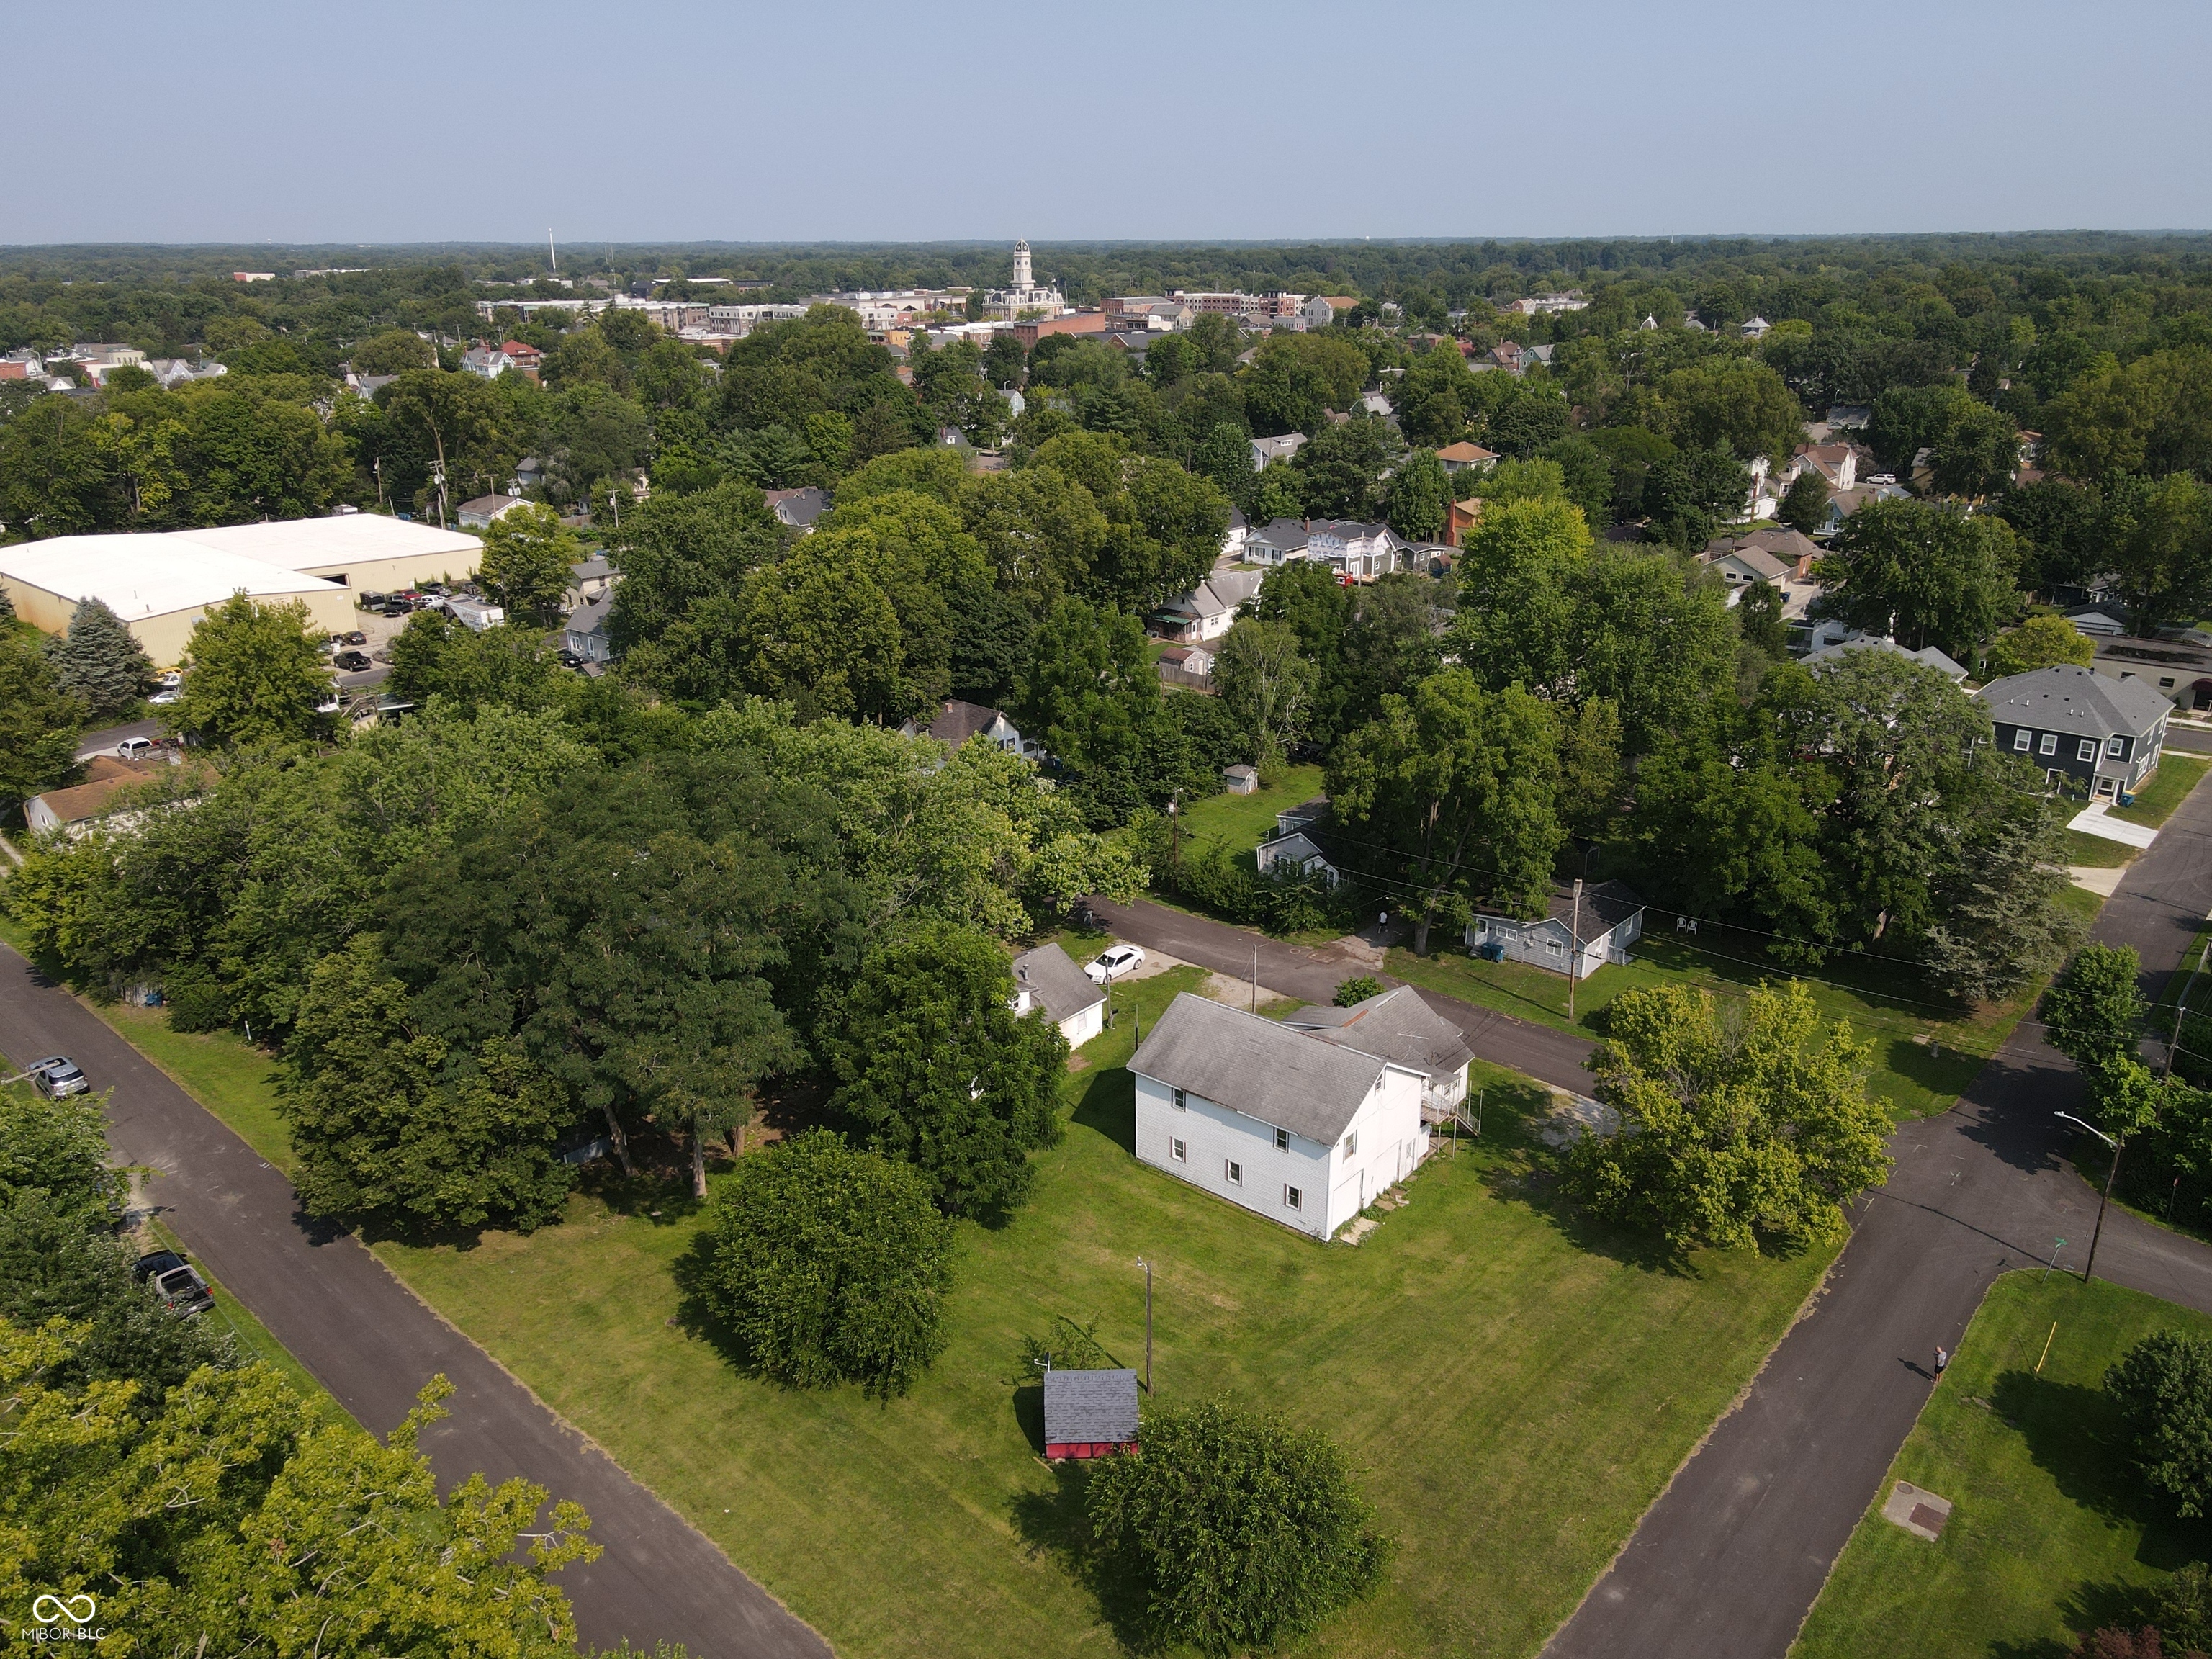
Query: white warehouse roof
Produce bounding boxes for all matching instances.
[0,534,341,622]
[177,514,482,573]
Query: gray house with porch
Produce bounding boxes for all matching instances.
[1465,881,1647,981]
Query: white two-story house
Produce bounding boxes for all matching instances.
[1129,993,1434,1238]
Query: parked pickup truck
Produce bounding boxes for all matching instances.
[133,1249,216,1318]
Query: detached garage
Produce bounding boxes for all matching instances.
[0,516,482,666]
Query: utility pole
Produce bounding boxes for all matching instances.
[1251,943,1259,1012]
[1566,878,1585,1023]
[1135,1258,1153,1393]
[1169,794,1181,890]
[2056,1111,2120,1283]
[2163,909,2212,1079]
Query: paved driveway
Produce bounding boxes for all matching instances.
[0,948,830,1659]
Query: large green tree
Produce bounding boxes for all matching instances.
[1815,498,2020,660]
[830,922,1067,1220]
[1328,668,1564,951]
[1566,980,1894,1252]
[45,597,152,716]
[696,1130,955,1395]
[279,935,576,1233]
[2107,1329,2212,1519]
[475,501,580,626]
[1084,1397,1393,1656]
[0,631,83,819]
[166,593,333,747]
[1213,616,1318,766]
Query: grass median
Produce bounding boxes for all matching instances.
[58,953,1839,1659]
[1794,1272,2212,1659]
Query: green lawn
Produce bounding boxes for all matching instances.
[1171,763,1326,848]
[2063,828,2140,868]
[75,954,1840,1659]
[1793,1272,2212,1659]
[100,1000,298,1174]
[2113,753,2212,827]
[1387,932,2043,1120]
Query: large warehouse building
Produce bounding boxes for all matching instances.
[0,516,484,665]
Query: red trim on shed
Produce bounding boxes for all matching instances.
[1046,1439,1139,1460]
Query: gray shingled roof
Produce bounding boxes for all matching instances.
[1477,878,1645,936]
[1128,993,1385,1144]
[1285,986,1473,1081]
[1012,945,1102,1028]
[1977,664,2170,740]
[1043,1368,1140,1445]
[1804,634,1966,681]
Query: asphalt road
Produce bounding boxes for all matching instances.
[1087,898,1600,1093]
[0,947,829,1659]
[75,718,163,760]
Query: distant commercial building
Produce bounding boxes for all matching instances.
[0,517,482,666]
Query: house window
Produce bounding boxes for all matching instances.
[2046,768,2065,787]
[1273,1126,1289,1151]
[1225,1160,1243,1187]
[1285,1184,1303,1211]
[2039,733,2059,756]
[1171,1087,1185,1111]
[2077,739,2098,762]
[1341,1132,1357,1156]
[2013,729,2031,751]
[1169,1138,1186,1163]
[1547,939,1563,957]
[2107,736,2126,757]
[2163,678,2177,689]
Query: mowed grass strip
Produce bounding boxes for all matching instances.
[370,961,1834,1659]
[1792,1272,2212,1659]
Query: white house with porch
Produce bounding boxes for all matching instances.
[1130,993,1431,1238]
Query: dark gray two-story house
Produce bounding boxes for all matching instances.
[1974,664,2171,800]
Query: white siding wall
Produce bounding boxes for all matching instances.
[1197,608,1236,642]
[1133,1064,1429,1240]
[1134,1073,1335,1238]
[1321,1069,1428,1236]
[1059,1002,1104,1049]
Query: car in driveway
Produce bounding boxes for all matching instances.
[28,1056,88,1098]
[333,649,372,672]
[1084,943,1145,984]
[133,1250,215,1318]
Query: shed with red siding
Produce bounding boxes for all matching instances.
[1043,1367,1141,1460]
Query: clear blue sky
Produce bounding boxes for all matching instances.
[5,0,2206,244]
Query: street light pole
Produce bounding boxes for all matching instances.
[1567,878,1585,1025]
[2056,1110,2121,1284]
[1135,1257,1153,1393]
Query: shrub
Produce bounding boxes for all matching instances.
[1333,976,1384,1007]
[698,1130,954,1396]
[1084,1397,1392,1655]
[2108,1331,2212,1519]
[163,963,231,1033]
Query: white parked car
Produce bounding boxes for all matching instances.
[1084,944,1145,984]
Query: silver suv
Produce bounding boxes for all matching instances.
[30,1057,88,1099]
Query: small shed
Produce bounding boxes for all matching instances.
[1223,764,1259,795]
[1043,1368,1141,1460]
[1256,830,1339,886]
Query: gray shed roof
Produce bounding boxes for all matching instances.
[1043,1368,1140,1445]
[1285,986,1473,1081]
[1012,945,1103,1028]
[1977,664,2170,740]
[1129,993,1388,1144]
